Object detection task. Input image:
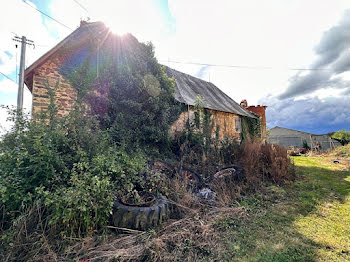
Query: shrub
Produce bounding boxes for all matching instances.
[331,143,350,158]
[0,111,68,221]
[43,162,114,236]
[67,34,184,155]
[332,130,350,145]
[239,142,296,187]
[0,105,147,234]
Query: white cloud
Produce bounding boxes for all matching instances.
[0,79,17,93]
[260,93,350,133]
[1,0,350,135]
[165,0,350,104]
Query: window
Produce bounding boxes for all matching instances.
[235,118,241,132]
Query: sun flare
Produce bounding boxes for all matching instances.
[104,18,129,36]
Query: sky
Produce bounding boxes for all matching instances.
[0,0,350,134]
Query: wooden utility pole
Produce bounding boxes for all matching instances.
[13,36,34,111]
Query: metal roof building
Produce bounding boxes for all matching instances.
[268,126,341,150]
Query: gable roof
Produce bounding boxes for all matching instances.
[165,66,256,117]
[24,21,106,91]
[270,126,330,137]
[25,22,256,118]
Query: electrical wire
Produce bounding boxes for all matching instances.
[160,59,331,71]
[0,72,17,84]
[72,0,89,13]
[22,0,73,31]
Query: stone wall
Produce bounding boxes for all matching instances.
[31,55,77,118]
[170,106,241,140]
[30,57,241,142]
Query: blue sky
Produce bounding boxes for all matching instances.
[1,0,350,135]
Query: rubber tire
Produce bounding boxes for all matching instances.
[214,165,245,181]
[178,167,202,184]
[112,195,169,231]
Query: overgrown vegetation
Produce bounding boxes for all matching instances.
[241,115,261,141]
[332,143,350,158]
[332,130,350,146]
[0,33,297,261]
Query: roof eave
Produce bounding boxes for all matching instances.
[24,22,105,92]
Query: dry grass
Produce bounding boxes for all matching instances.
[1,179,247,262]
[239,142,296,186]
[1,142,297,262]
[78,207,246,262]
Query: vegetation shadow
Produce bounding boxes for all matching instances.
[216,159,350,261]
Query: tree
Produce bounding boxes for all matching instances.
[332,130,350,145]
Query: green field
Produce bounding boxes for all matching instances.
[217,157,350,262]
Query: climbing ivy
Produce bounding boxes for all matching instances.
[241,116,262,141]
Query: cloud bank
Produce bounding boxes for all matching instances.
[280,10,350,99]
[261,94,350,134]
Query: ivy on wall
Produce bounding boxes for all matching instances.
[240,115,262,141]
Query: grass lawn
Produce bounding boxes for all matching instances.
[216,157,350,262]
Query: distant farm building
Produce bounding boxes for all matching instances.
[268,126,341,150]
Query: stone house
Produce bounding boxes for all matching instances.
[24,21,261,141]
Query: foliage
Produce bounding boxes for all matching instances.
[332,130,350,145]
[0,103,146,235]
[241,115,261,141]
[331,143,350,158]
[65,34,183,155]
[43,162,114,236]
[302,140,311,150]
[0,34,183,240]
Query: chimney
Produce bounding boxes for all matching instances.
[240,99,248,108]
[242,100,268,140]
[80,20,88,27]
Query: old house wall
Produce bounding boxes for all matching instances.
[246,105,267,139]
[31,55,77,118]
[170,107,241,140]
[30,57,241,142]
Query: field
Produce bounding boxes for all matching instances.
[216,157,350,261]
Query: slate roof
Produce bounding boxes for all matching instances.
[24,21,256,118]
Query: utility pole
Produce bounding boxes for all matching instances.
[13,36,34,111]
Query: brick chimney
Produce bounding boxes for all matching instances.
[80,20,89,27]
[240,99,267,139]
[240,99,248,108]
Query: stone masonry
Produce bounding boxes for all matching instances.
[31,55,77,118]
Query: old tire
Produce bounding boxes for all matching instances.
[178,167,202,184]
[112,195,169,231]
[214,165,245,181]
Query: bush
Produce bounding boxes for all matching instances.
[331,143,350,158]
[0,106,147,235]
[43,162,114,236]
[332,130,350,146]
[239,142,296,187]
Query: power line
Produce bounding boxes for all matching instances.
[72,0,89,13]
[22,0,73,31]
[160,59,332,71]
[0,72,17,84]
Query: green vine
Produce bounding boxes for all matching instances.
[241,116,262,141]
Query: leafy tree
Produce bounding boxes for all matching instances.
[63,34,183,155]
[332,130,350,145]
